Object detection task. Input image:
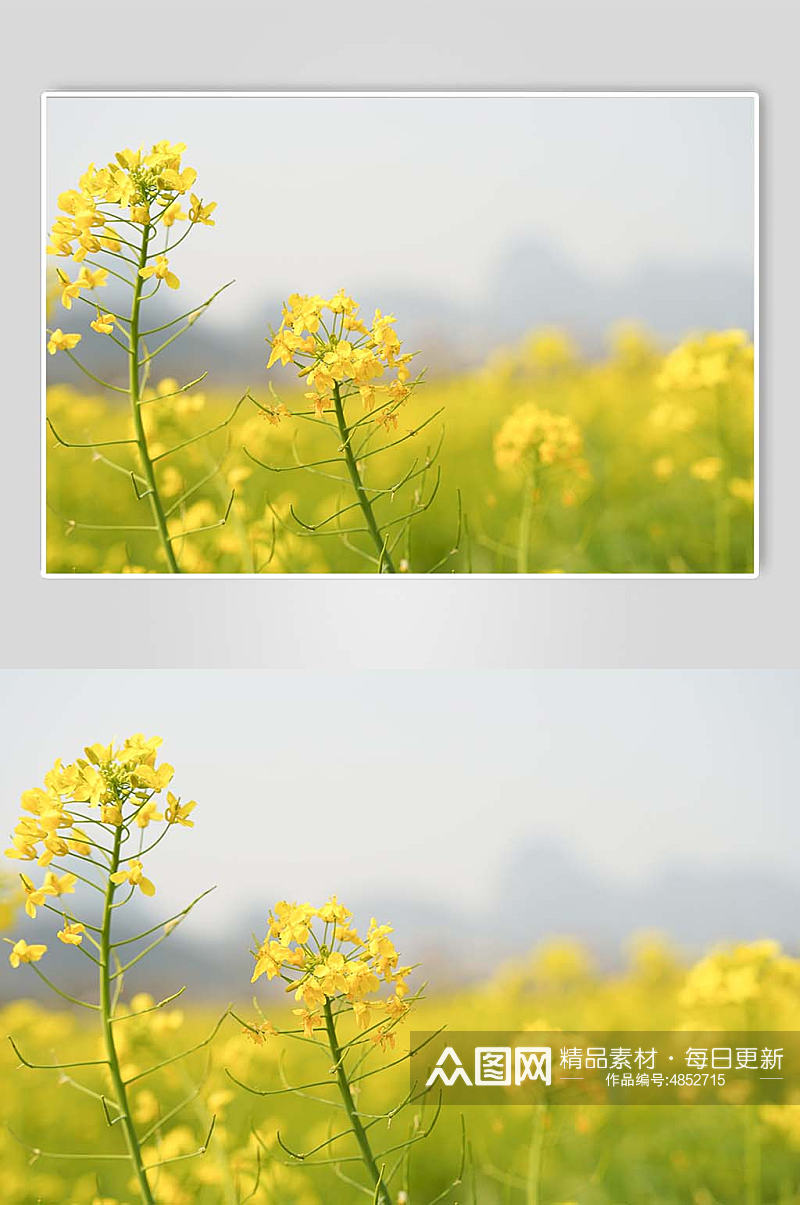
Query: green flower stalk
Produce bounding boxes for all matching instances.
[229,898,465,1202]
[4,735,222,1203]
[246,291,462,573]
[46,140,241,573]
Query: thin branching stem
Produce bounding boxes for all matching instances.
[323,997,392,1205]
[128,222,181,572]
[332,384,395,573]
[100,821,156,1203]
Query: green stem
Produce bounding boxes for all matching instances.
[744,1104,762,1205]
[100,826,155,1204]
[129,225,181,572]
[516,470,536,574]
[526,1103,547,1205]
[323,998,390,1205]
[332,384,395,573]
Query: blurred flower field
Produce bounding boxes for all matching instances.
[2,936,799,1203]
[45,325,755,575]
[43,139,754,575]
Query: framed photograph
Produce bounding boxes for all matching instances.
[42,92,757,576]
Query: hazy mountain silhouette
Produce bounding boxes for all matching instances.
[498,839,798,962]
[488,238,753,351]
[6,839,794,1005]
[48,237,754,391]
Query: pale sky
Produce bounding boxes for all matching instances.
[45,94,756,327]
[0,671,792,934]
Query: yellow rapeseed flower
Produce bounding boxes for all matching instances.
[265,292,418,418]
[47,329,81,355]
[109,858,155,897]
[90,312,115,335]
[690,456,723,482]
[251,897,412,1029]
[77,266,109,291]
[57,922,86,946]
[189,193,217,225]
[165,793,197,827]
[7,938,47,968]
[139,255,180,290]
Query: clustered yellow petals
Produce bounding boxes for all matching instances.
[655,330,753,393]
[250,897,412,1038]
[679,941,800,1014]
[265,292,416,423]
[48,142,214,260]
[4,736,197,969]
[494,402,589,481]
[20,870,77,919]
[46,142,216,355]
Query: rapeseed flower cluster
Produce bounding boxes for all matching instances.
[655,329,753,393]
[266,292,416,424]
[251,897,411,1044]
[48,140,213,261]
[46,140,216,353]
[679,940,800,1018]
[3,737,213,1205]
[3,735,195,969]
[494,402,589,481]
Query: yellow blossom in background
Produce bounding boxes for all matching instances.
[522,327,578,373]
[690,456,723,482]
[655,329,752,392]
[652,455,675,481]
[730,477,755,503]
[679,940,800,1024]
[47,299,753,574]
[494,402,587,479]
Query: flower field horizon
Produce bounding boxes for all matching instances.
[46,322,755,576]
[2,933,798,1203]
